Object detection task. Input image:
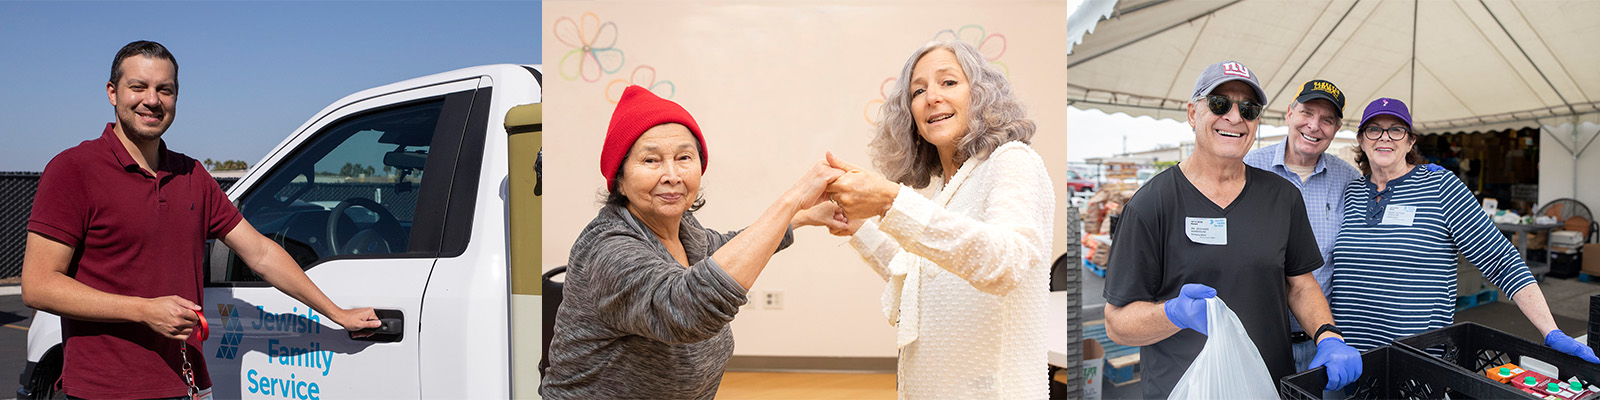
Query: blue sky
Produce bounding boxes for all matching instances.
[0,1,541,171]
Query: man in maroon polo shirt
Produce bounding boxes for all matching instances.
[20,41,381,400]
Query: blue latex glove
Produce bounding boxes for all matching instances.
[1311,337,1363,390]
[1163,283,1215,335]
[1545,329,1600,363]
[1423,163,1445,172]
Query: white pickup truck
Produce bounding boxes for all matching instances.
[19,64,546,399]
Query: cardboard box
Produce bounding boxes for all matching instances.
[1054,339,1107,399]
[1529,230,1549,251]
[1584,244,1600,276]
[1091,243,1110,267]
[1082,339,1105,400]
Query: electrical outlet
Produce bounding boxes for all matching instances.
[763,291,784,310]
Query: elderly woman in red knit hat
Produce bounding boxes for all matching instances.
[540,86,846,399]
[822,40,1055,398]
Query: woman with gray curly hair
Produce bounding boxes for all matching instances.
[824,40,1055,399]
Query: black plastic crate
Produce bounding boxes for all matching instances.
[1590,294,1600,354]
[1280,345,1528,399]
[1551,252,1582,279]
[1394,322,1600,388]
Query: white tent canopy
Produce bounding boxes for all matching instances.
[1067,0,1600,136]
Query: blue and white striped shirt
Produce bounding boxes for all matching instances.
[1329,165,1536,351]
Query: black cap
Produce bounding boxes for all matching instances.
[1294,79,1346,118]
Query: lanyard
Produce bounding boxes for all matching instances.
[181,341,199,399]
[183,309,208,399]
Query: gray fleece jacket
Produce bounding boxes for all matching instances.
[540,204,793,399]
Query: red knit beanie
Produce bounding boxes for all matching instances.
[601,85,707,193]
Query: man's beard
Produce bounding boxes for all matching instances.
[118,113,167,142]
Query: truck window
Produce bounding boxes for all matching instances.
[217,99,447,282]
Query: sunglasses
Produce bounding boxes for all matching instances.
[1199,94,1264,121]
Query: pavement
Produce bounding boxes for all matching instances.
[1,285,33,400]
[1458,276,1596,342]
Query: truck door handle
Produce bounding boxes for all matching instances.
[351,309,404,342]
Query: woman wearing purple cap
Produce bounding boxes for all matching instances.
[1329,98,1597,363]
[541,86,848,399]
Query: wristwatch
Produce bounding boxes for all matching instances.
[1315,323,1343,341]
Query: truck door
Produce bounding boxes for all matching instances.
[203,79,484,399]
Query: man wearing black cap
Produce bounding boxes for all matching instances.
[1103,61,1362,398]
[1243,80,1363,374]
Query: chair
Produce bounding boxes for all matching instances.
[540,266,567,377]
[1539,198,1598,242]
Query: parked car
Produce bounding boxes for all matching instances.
[1066,169,1098,194]
[21,64,547,399]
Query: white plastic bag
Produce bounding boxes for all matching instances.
[1168,297,1279,399]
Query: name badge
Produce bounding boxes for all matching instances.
[1382,205,1417,226]
[1185,217,1227,245]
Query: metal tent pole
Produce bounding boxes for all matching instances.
[1410,0,1417,106]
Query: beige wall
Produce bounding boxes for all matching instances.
[543,0,1071,358]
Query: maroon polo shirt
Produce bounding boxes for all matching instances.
[28,123,242,399]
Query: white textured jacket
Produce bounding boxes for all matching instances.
[849,141,1055,399]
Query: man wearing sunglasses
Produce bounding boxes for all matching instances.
[1243,80,1364,380]
[1103,60,1362,398]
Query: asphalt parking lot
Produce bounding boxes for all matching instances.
[1,286,34,400]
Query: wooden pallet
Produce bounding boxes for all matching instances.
[1454,287,1498,311]
[1099,182,1140,194]
[1083,259,1106,277]
[1083,319,1141,386]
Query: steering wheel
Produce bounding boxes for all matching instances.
[326,197,402,256]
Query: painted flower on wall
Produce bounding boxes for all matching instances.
[606,65,676,103]
[933,25,1009,76]
[554,12,626,82]
[862,78,895,126]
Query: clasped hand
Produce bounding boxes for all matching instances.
[821,153,898,223]
[789,158,853,234]
[790,153,899,237]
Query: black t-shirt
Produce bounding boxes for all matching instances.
[1103,165,1322,399]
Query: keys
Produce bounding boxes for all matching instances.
[183,308,201,399]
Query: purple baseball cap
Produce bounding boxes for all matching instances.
[1360,98,1413,130]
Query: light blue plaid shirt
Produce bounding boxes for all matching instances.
[1243,141,1361,333]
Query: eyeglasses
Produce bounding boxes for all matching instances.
[1197,95,1263,121]
[1362,125,1411,141]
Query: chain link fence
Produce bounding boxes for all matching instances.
[0,172,236,280]
[0,173,42,281]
